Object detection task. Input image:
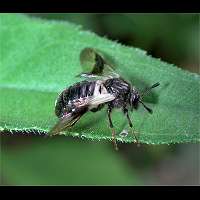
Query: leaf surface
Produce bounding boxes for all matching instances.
[0,14,199,144]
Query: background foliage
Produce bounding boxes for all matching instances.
[1,13,199,185]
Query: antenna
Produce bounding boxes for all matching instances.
[141,82,160,98]
[139,82,160,114]
[139,100,153,114]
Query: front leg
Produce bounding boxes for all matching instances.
[123,107,139,144]
[107,105,118,151]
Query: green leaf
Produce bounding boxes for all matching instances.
[0,14,199,144]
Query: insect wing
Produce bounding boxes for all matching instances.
[71,93,115,112]
[50,98,90,136]
[89,93,115,107]
[50,92,115,136]
[79,47,120,79]
[49,112,83,136]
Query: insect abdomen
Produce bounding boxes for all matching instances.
[68,81,96,100]
[55,81,96,118]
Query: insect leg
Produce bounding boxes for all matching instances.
[107,106,118,151]
[123,108,139,145]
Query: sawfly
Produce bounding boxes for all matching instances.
[49,47,160,150]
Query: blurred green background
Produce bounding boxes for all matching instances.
[1,13,199,185]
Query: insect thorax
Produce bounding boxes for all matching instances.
[103,78,131,108]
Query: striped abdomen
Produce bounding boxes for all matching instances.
[55,81,96,118]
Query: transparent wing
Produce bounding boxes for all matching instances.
[88,93,115,108]
[49,112,84,136]
[77,47,120,79]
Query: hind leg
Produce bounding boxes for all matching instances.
[107,105,118,151]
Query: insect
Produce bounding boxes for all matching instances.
[49,47,160,150]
